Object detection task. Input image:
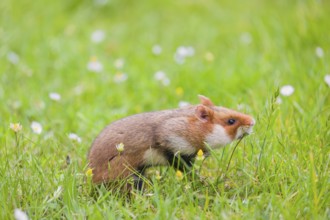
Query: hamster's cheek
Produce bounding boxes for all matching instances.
[204,125,233,148]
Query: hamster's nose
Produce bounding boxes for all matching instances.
[250,118,256,126]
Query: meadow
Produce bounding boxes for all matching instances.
[1,0,329,219]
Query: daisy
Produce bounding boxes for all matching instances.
[240,32,252,45]
[154,71,166,81]
[91,30,105,43]
[7,51,20,64]
[315,47,324,58]
[152,44,162,55]
[280,85,294,96]
[114,58,125,69]
[174,46,195,64]
[10,123,22,133]
[276,97,283,105]
[14,209,29,220]
[324,74,330,87]
[87,56,103,73]
[68,133,82,143]
[49,92,61,101]
[178,101,190,108]
[113,73,128,83]
[177,46,194,57]
[154,71,170,86]
[174,53,185,64]
[31,121,42,134]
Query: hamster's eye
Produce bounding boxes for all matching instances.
[227,119,236,125]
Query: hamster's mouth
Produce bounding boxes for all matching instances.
[237,134,246,139]
[235,126,254,140]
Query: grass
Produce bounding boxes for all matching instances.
[1,0,330,219]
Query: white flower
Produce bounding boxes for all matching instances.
[68,133,82,143]
[324,74,330,87]
[184,184,191,190]
[161,78,170,86]
[177,46,194,57]
[315,47,324,58]
[73,84,84,95]
[276,97,283,104]
[14,209,29,220]
[113,73,128,83]
[7,52,20,64]
[49,92,61,101]
[174,46,195,64]
[91,30,105,43]
[179,101,190,108]
[240,32,252,45]
[154,71,170,86]
[116,143,124,152]
[152,45,162,55]
[31,121,42,134]
[87,57,103,73]
[174,53,186,64]
[10,123,22,132]
[280,85,294,96]
[154,71,166,80]
[114,58,125,69]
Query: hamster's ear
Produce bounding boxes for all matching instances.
[198,95,215,107]
[195,105,214,122]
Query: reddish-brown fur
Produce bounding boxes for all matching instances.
[88,95,254,185]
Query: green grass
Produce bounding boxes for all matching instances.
[1,0,330,219]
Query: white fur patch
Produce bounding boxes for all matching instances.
[143,148,168,166]
[205,125,232,148]
[168,136,196,155]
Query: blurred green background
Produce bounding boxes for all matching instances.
[1,0,329,219]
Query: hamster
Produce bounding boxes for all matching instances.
[87,95,255,188]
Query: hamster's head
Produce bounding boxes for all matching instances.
[195,95,255,148]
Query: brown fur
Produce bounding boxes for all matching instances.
[88,95,255,185]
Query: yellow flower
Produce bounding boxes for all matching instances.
[85,168,93,177]
[196,149,205,161]
[116,143,125,152]
[175,87,184,96]
[204,51,214,62]
[10,123,22,132]
[176,170,183,181]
